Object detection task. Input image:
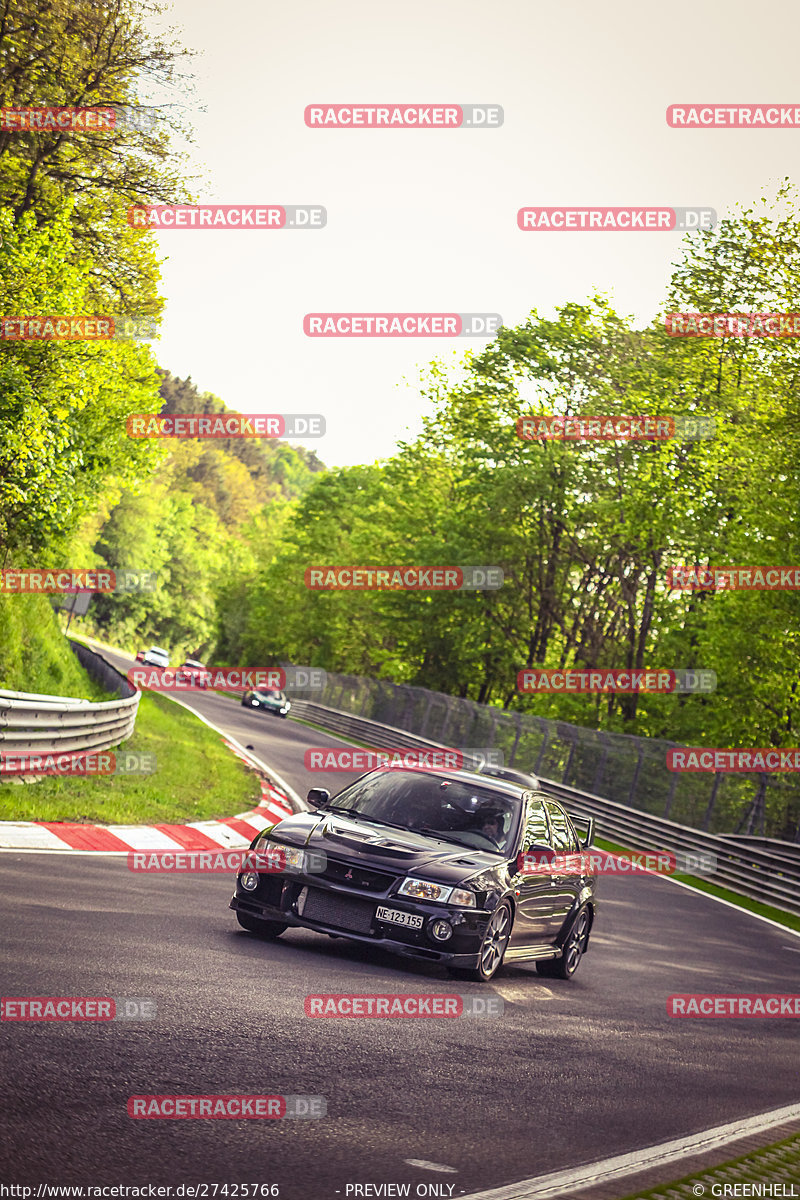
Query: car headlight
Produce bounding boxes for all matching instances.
[240,871,259,891]
[397,878,476,907]
[282,846,305,871]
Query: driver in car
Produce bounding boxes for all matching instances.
[479,813,502,841]
[474,806,507,850]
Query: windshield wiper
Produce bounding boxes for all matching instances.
[419,826,490,848]
[325,807,410,832]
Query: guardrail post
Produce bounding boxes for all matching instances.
[562,732,577,786]
[534,722,550,774]
[591,733,610,795]
[701,772,722,831]
[438,697,454,746]
[419,693,435,738]
[507,712,522,767]
[663,770,679,819]
[627,744,645,807]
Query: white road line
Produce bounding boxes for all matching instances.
[403,1160,458,1174]
[461,1102,800,1199]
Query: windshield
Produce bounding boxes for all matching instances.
[257,689,285,700]
[327,769,521,854]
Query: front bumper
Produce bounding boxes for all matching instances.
[230,874,489,967]
[249,700,289,714]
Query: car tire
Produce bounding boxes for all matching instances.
[449,901,513,982]
[236,912,287,939]
[536,906,591,979]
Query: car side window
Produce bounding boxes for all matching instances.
[546,802,579,853]
[522,800,551,849]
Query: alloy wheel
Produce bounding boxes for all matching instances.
[480,903,512,978]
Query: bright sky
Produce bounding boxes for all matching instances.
[145,0,798,467]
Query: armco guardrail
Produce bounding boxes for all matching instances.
[287,668,800,839]
[540,778,800,918]
[0,642,140,765]
[290,699,800,918]
[291,700,476,757]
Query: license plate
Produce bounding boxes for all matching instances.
[375,906,424,929]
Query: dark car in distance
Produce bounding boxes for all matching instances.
[230,767,597,981]
[241,687,291,717]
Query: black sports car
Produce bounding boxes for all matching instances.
[241,687,291,717]
[230,766,597,981]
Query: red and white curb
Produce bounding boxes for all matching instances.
[0,781,294,854]
[0,724,301,854]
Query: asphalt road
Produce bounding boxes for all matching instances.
[101,643,365,802]
[2,649,799,1196]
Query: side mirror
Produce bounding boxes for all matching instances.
[306,787,330,808]
[579,817,595,850]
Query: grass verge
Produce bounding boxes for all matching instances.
[0,691,260,825]
[0,595,107,699]
[620,1129,800,1199]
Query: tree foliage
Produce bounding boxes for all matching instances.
[213,192,800,763]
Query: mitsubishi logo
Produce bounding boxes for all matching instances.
[345,869,353,880]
